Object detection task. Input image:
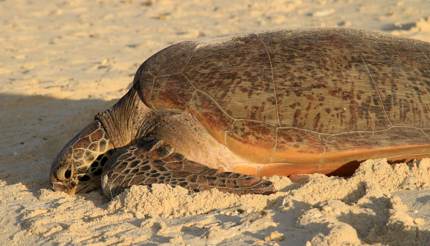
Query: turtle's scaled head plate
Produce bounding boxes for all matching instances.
[50,120,113,195]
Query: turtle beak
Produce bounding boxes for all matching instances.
[51,182,78,195]
[50,175,78,195]
[51,181,67,192]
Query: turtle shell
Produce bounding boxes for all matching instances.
[137,29,430,175]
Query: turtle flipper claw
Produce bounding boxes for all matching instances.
[101,137,276,199]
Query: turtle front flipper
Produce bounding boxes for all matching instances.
[101,137,276,198]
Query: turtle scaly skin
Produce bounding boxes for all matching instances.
[101,137,274,198]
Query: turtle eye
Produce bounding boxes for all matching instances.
[57,167,72,180]
[64,169,72,179]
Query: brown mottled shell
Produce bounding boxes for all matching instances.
[137,28,430,175]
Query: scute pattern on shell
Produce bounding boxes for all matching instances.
[138,28,430,164]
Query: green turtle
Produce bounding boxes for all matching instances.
[50,28,430,198]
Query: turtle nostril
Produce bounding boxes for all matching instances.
[64,169,72,179]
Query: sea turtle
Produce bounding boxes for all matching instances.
[50,28,430,198]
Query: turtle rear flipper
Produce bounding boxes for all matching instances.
[101,137,276,198]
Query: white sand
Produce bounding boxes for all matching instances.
[2,0,430,245]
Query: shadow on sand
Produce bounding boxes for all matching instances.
[0,93,115,194]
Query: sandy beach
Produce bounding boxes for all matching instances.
[2,0,430,245]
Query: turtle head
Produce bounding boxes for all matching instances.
[50,120,113,194]
[50,87,153,194]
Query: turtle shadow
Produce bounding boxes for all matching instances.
[0,93,114,196]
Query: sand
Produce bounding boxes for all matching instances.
[2,0,430,245]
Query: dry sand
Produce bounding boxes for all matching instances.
[2,0,430,245]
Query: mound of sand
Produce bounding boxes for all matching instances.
[14,159,430,245]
